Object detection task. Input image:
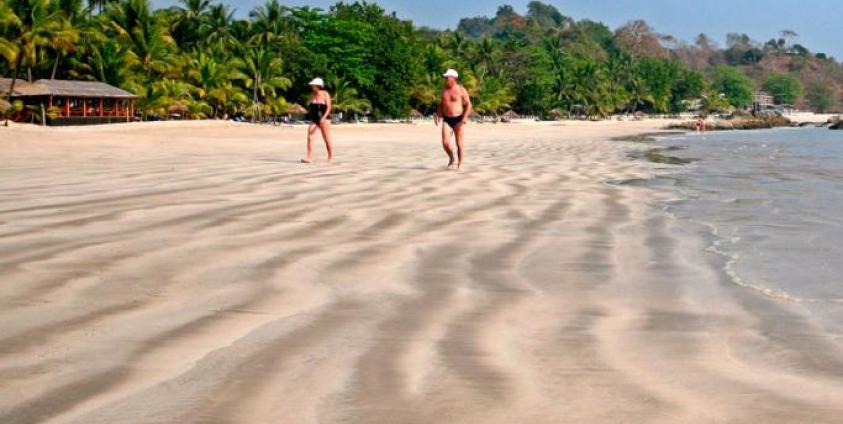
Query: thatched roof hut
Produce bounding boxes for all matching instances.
[288,103,307,116]
[0,78,138,99]
[548,108,565,120]
[501,110,521,121]
[0,78,137,99]
[0,78,137,125]
[410,109,423,118]
[168,103,189,114]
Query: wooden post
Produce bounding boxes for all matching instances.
[48,96,53,109]
[99,97,104,117]
[82,98,87,117]
[129,99,135,120]
[64,96,70,117]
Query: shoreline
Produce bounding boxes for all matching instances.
[2,120,842,423]
[648,127,843,341]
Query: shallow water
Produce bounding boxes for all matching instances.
[660,128,843,338]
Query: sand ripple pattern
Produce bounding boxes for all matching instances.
[1,121,842,423]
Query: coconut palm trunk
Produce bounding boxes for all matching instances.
[4,54,24,127]
[51,51,61,79]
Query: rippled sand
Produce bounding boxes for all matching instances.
[1,120,842,423]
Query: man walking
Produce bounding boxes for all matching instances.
[434,69,473,170]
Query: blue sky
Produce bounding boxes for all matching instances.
[153,0,843,59]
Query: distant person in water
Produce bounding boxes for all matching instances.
[301,78,334,163]
[435,69,473,170]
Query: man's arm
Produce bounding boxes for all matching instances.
[461,87,473,124]
[434,94,443,126]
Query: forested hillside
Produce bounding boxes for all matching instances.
[2,0,841,120]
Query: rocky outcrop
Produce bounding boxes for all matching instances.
[667,116,792,131]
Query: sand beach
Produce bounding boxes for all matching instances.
[1,120,842,423]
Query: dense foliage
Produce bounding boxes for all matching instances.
[2,0,841,120]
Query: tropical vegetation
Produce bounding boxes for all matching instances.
[2,0,842,122]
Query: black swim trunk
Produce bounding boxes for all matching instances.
[444,115,464,129]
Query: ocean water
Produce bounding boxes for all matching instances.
[658,128,843,338]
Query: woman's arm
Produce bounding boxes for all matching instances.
[323,92,333,123]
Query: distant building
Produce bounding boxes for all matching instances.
[1,78,138,125]
[752,91,775,113]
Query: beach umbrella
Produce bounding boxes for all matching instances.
[548,108,565,120]
[288,103,307,116]
[502,110,521,119]
[410,109,423,118]
[168,103,188,114]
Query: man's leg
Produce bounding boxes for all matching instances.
[441,123,456,168]
[454,124,466,170]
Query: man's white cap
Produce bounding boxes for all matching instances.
[308,78,324,87]
[442,69,459,79]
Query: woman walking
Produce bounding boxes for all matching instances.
[301,78,334,163]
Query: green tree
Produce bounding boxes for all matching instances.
[469,66,515,116]
[671,69,705,112]
[329,77,371,118]
[171,0,211,49]
[709,66,754,109]
[241,44,291,120]
[2,0,65,125]
[69,39,137,90]
[635,58,683,113]
[48,0,83,79]
[805,83,834,113]
[762,73,803,105]
[105,0,175,80]
[185,51,246,118]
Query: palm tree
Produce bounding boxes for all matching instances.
[200,4,236,51]
[87,0,116,15]
[329,77,371,119]
[186,51,247,118]
[140,77,194,118]
[442,32,468,61]
[48,0,83,79]
[105,0,175,79]
[3,0,64,126]
[69,40,137,92]
[0,3,19,69]
[171,0,211,49]
[469,67,515,117]
[248,0,288,44]
[473,37,502,74]
[410,73,440,115]
[241,44,291,121]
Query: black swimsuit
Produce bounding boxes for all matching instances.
[444,115,464,129]
[307,103,327,123]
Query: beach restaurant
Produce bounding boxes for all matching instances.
[1,78,137,125]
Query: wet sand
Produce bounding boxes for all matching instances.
[1,120,842,423]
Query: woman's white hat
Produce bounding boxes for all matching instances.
[442,69,459,79]
[308,78,325,87]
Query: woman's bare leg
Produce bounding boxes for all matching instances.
[302,124,318,163]
[319,120,334,162]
